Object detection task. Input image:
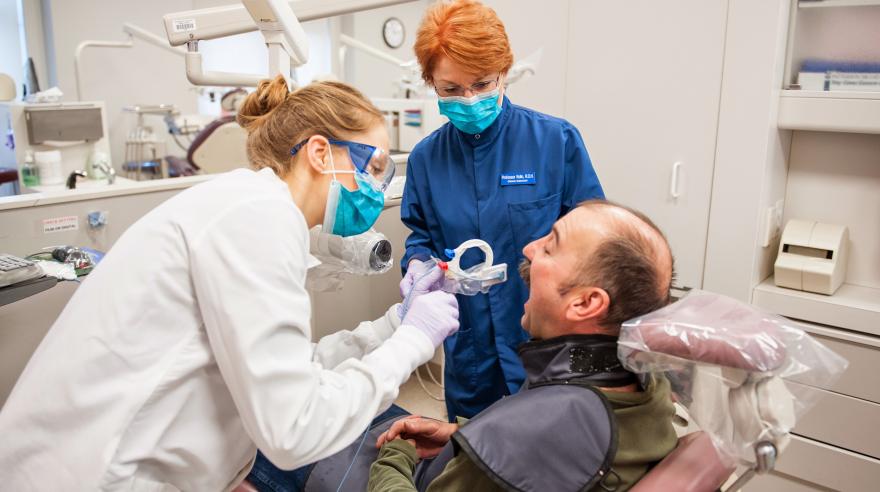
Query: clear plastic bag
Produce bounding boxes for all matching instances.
[618,290,848,466]
[422,258,507,296]
[431,239,507,296]
[307,227,393,292]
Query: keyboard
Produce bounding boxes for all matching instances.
[0,254,45,288]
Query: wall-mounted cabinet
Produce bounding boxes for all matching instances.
[744,1,880,490]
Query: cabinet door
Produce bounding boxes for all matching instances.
[564,0,727,289]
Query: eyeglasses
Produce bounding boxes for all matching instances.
[290,138,395,190]
[435,76,500,98]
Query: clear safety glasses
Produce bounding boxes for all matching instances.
[435,76,501,98]
[290,138,395,191]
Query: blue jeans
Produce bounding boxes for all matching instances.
[246,404,410,492]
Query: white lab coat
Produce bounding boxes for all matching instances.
[0,168,434,491]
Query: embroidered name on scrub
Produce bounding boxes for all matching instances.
[500,171,537,186]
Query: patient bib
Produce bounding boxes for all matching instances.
[449,383,618,491]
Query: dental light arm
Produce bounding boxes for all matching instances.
[75,24,186,101]
[163,0,417,87]
[123,23,186,58]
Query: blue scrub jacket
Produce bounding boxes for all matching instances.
[401,96,604,419]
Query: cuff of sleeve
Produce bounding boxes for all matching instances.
[403,251,433,270]
[371,304,402,342]
[381,439,419,463]
[361,326,435,390]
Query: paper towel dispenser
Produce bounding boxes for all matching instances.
[25,104,104,144]
[774,219,848,296]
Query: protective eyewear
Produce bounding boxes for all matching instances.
[291,138,395,190]
[435,76,500,98]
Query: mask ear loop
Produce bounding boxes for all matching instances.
[321,145,357,180]
[323,145,339,182]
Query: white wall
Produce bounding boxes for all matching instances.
[41,0,199,168]
[483,0,570,117]
[342,0,429,97]
[0,0,26,98]
[342,0,569,116]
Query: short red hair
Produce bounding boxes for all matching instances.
[414,0,514,84]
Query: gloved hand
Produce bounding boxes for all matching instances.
[401,290,459,348]
[398,261,447,319]
[399,259,440,299]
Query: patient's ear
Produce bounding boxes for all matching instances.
[565,287,610,323]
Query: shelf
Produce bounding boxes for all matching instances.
[753,276,880,337]
[778,90,880,134]
[800,0,880,7]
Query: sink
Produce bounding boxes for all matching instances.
[28,176,136,193]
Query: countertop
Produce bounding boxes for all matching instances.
[0,153,409,212]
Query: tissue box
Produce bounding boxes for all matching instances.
[774,219,849,296]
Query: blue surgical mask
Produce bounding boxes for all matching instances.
[322,151,385,237]
[437,88,502,134]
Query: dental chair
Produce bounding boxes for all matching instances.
[186,115,249,174]
[623,290,846,492]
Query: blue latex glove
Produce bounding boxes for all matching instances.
[401,291,459,348]
[399,259,437,299]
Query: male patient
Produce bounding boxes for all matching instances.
[368,200,678,491]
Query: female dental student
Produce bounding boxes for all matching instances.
[401,0,605,419]
[0,77,459,491]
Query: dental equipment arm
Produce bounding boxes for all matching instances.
[339,33,409,67]
[123,23,187,58]
[75,24,185,101]
[163,0,417,87]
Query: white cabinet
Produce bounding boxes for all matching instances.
[563,0,727,290]
[704,0,880,489]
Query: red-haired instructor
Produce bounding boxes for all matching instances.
[401,0,605,419]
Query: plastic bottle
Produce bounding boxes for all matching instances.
[21,150,40,187]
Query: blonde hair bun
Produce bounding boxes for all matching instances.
[237,75,290,132]
[239,77,384,177]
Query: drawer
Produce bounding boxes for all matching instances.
[794,386,880,459]
[746,471,832,492]
[768,434,880,491]
[807,330,880,404]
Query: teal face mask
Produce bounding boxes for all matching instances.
[437,88,502,134]
[322,150,385,237]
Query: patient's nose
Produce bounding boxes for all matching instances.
[523,241,535,260]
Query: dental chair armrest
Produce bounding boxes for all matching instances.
[631,432,734,492]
